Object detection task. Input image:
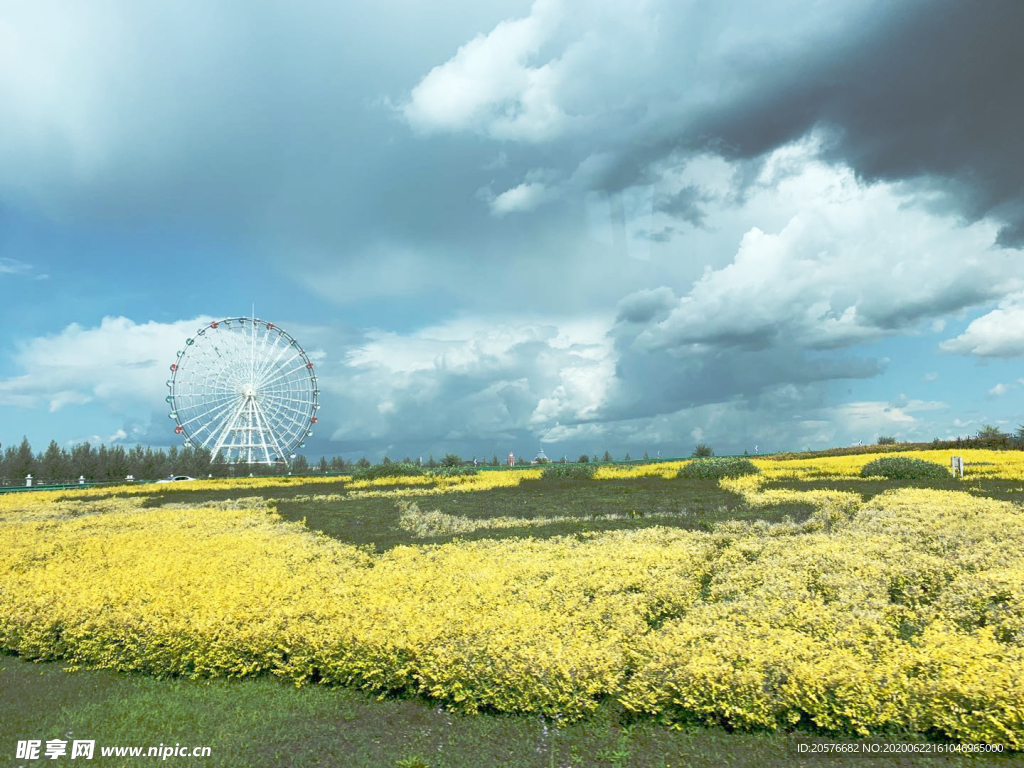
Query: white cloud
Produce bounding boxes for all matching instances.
[48,390,94,413]
[490,181,553,215]
[831,398,949,431]
[0,257,40,278]
[402,0,567,142]
[0,316,214,416]
[987,382,1011,398]
[923,371,939,382]
[625,143,1015,355]
[401,0,669,144]
[939,291,1024,357]
[328,315,616,447]
[66,428,128,448]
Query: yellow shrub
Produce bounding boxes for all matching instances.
[1,484,1023,746]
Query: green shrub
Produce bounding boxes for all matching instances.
[352,461,425,480]
[859,456,950,480]
[426,466,478,478]
[691,443,715,457]
[542,464,596,481]
[677,457,759,480]
[877,436,897,445]
[441,454,463,468]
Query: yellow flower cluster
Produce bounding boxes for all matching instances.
[347,469,543,499]
[621,488,1024,745]
[346,475,435,489]
[718,474,863,533]
[2,465,1023,746]
[752,449,1024,481]
[395,500,700,538]
[594,462,688,480]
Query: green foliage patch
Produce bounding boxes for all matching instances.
[426,466,479,478]
[541,463,597,481]
[352,462,425,480]
[860,457,951,480]
[677,457,760,480]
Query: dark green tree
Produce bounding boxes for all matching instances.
[70,442,97,481]
[142,447,166,480]
[0,443,12,484]
[165,445,180,476]
[188,447,212,477]
[318,456,329,473]
[10,437,35,482]
[356,456,371,469]
[692,444,714,457]
[292,455,309,473]
[602,450,612,462]
[104,445,129,481]
[442,453,462,467]
[40,440,70,484]
[577,454,590,463]
[178,446,198,478]
[210,451,230,478]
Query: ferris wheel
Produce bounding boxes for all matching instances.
[166,317,319,465]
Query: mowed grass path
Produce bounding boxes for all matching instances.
[142,476,819,552]
[140,474,1024,552]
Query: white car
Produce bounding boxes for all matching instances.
[155,475,196,483]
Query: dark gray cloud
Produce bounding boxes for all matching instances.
[603,309,886,422]
[601,0,1024,246]
[614,287,677,325]
[653,184,709,229]
[4,0,1022,460]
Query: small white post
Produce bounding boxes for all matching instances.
[126,474,134,483]
[951,456,964,478]
[25,473,32,488]
[78,475,85,485]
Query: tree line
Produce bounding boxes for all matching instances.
[0,438,665,487]
[0,438,325,487]
[3,424,1020,486]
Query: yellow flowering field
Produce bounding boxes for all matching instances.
[1,451,1023,747]
[749,448,1024,482]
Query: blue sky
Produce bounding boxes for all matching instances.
[1,0,1023,462]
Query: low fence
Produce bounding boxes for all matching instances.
[0,477,158,494]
